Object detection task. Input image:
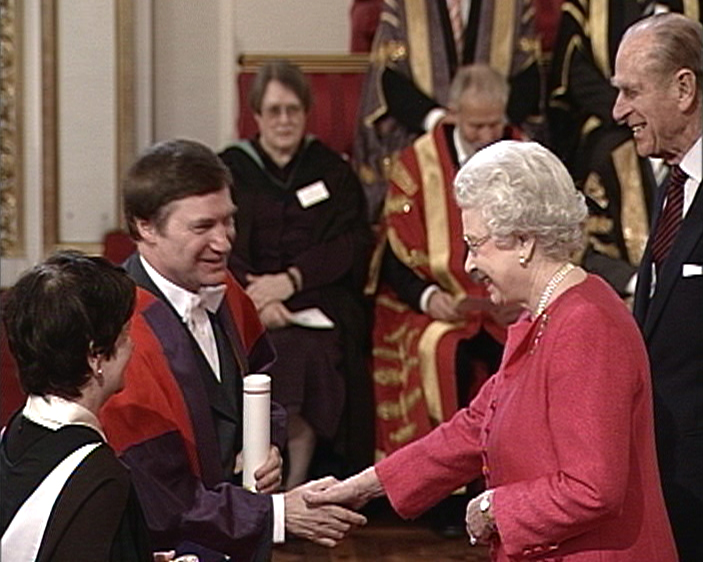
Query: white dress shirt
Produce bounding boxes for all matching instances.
[140,256,225,380]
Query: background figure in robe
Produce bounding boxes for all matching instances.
[547,0,702,297]
[100,139,366,561]
[612,13,703,561]
[368,65,523,536]
[0,251,155,562]
[353,0,542,221]
[219,60,374,491]
[307,140,678,562]
[370,64,522,459]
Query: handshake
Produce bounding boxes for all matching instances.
[285,467,385,547]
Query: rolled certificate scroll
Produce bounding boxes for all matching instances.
[243,374,271,492]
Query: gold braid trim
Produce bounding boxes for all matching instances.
[376,387,424,421]
[612,140,648,266]
[389,422,419,446]
[418,321,455,424]
[490,0,516,77]
[405,0,433,96]
[590,0,611,78]
[388,158,419,196]
[387,226,429,270]
[684,0,700,22]
[583,171,609,209]
[416,134,464,297]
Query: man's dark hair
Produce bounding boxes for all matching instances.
[248,59,312,114]
[123,139,233,240]
[2,250,136,398]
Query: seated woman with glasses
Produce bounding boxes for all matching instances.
[0,251,155,562]
[218,60,373,490]
[306,141,677,561]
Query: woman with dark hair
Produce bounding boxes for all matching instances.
[0,251,153,561]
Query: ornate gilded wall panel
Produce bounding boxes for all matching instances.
[0,0,24,257]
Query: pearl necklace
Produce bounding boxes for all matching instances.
[534,262,575,317]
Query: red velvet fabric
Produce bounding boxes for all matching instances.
[102,229,136,266]
[0,314,24,427]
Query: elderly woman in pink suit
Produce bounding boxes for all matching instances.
[307,141,677,561]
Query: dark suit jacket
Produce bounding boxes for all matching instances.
[633,172,703,560]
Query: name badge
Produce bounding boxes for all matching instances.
[682,263,703,277]
[296,181,330,208]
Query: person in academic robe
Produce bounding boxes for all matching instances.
[370,65,523,461]
[0,251,152,562]
[306,141,678,562]
[99,139,367,562]
[354,0,542,221]
[612,13,703,560]
[547,0,701,297]
[218,60,374,491]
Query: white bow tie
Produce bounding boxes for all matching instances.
[183,284,227,327]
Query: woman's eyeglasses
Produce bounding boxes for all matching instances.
[463,233,491,256]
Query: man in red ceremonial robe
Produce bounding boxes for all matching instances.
[100,139,366,562]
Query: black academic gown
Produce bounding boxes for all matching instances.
[0,412,151,562]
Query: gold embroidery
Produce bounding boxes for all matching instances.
[586,215,614,234]
[684,0,699,24]
[390,422,418,445]
[388,227,429,269]
[490,0,516,77]
[581,115,602,137]
[370,39,407,66]
[415,134,465,297]
[591,238,621,259]
[591,0,610,77]
[583,171,609,208]
[376,386,424,420]
[405,0,433,96]
[612,140,648,265]
[389,159,419,196]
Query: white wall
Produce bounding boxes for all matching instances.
[232,0,350,54]
[151,0,351,150]
[57,0,118,243]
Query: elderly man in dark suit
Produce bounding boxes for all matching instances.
[612,13,703,561]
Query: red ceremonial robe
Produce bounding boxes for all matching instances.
[371,125,506,458]
[100,255,284,562]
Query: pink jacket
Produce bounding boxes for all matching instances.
[377,275,677,561]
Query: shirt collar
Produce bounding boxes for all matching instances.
[23,394,106,441]
[453,126,475,167]
[679,136,702,186]
[139,255,226,321]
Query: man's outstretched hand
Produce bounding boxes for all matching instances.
[284,477,368,547]
[303,467,385,511]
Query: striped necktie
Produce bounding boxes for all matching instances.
[447,0,465,58]
[651,164,687,269]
